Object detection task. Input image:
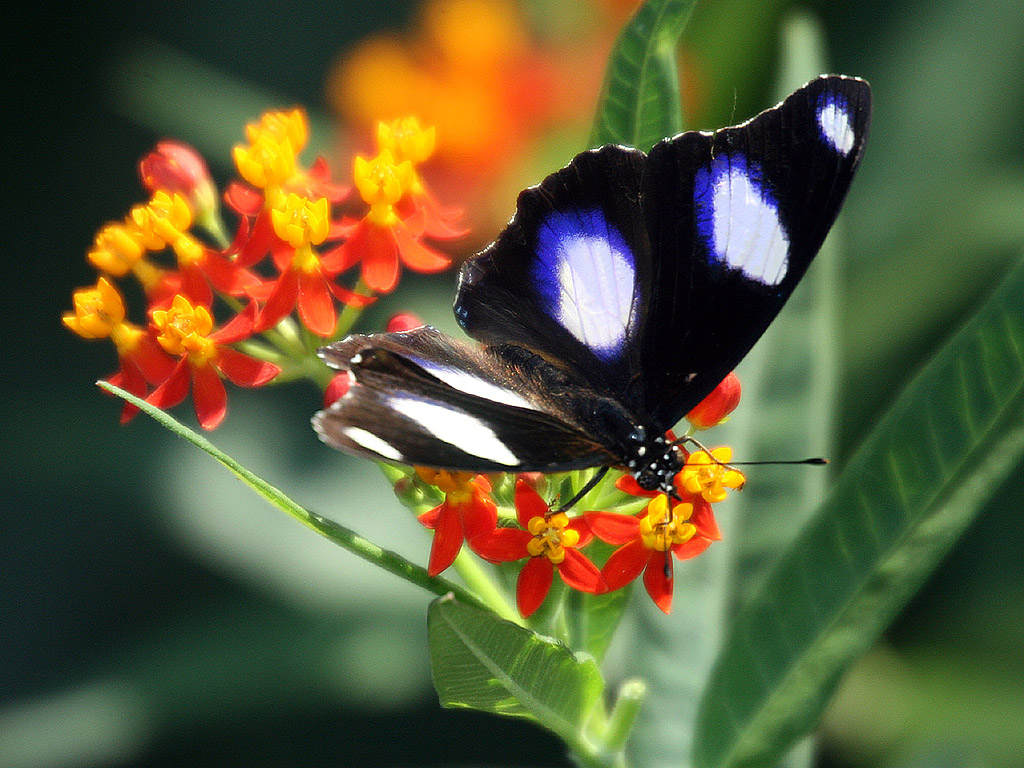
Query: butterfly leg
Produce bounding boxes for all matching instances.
[554,466,610,513]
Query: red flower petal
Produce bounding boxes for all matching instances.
[323,371,351,406]
[224,181,264,216]
[216,346,280,387]
[296,269,336,337]
[175,262,211,307]
[112,359,145,423]
[191,362,227,430]
[253,268,299,333]
[426,502,464,577]
[461,493,498,542]
[615,474,656,498]
[236,210,277,267]
[514,480,549,527]
[201,248,261,295]
[601,538,649,591]
[689,498,721,541]
[557,549,603,594]
[147,358,191,410]
[672,535,713,561]
[418,502,443,530]
[585,511,640,545]
[128,333,176,384]
[360,224,402,293]
[327,279,376,308]
[643,551,674,613]
[392,222,451,273]
[471,527,532,562]
[210,301,257,344]
[223,212,251,257]
[517,557,553,618]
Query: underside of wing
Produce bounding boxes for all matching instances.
[313,327,615,473]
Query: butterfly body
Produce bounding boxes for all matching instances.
[314,76,871,496]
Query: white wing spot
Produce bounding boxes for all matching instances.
[555,236,634,355]
[817,101,855,156]
[413,361,539,410]
[390,397,520,467]
[708,161,789,285]
[343,426,404,462]
[535,209,636,360]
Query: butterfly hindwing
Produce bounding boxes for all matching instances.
[314,327,615,472]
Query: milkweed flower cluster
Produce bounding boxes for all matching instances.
[65,109,465,429]
[409,375,745,616]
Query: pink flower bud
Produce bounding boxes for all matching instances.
[386,312,425,333]
[323,371,352,407]
[686,371,741,431]
[139,141,217,221]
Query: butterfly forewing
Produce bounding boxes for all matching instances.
[637,75,871,425]
[456,75,870,432]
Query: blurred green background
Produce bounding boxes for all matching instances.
[6,0,1024,766]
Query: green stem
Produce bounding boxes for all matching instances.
[452,548,522,625]
[98,381,489,611]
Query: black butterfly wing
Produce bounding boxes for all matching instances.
[313,327,617,472]
[456,75,871,431]
[637,75,871,426]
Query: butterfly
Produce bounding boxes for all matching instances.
[313,75,871,499]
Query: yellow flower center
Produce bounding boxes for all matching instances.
[271,193,330,250]
[233,133,298,191]
[639,496,697,552]
[525,512,578,564]
[416,467,478,505]
[679,447,745,504]
[377,117,436,165]
[246,108,309,155]
[62,277,126,340]
[152,294,216,363]
[130,191,194,252]
[87,222,145,276]
[353,150,412,225]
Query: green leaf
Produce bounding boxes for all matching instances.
[428,596,607,756]
[589,0,697,150]
[693,253,1024,768]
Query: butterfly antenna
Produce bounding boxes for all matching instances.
[554,466,610,513]
[672,435,826,469]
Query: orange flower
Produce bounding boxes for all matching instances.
[416,468,497,576]
[148,296,280,430]
[687,371,741,430]
[323,150,450,293]
[586,495,721,614]
[472,480,602,617]
[63,277,175,422]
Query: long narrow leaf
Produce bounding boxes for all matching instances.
[96,381,485,609]
[589,0,697,150]
[694,254,1024,768]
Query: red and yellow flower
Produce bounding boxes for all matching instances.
[473,480,603,617]
[147,295,280,430]
[326,149,451,293]
[587,493,722,613]
[416,468,498,576]
[63,277,176,422]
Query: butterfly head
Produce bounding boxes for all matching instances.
[626,430,684,496]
